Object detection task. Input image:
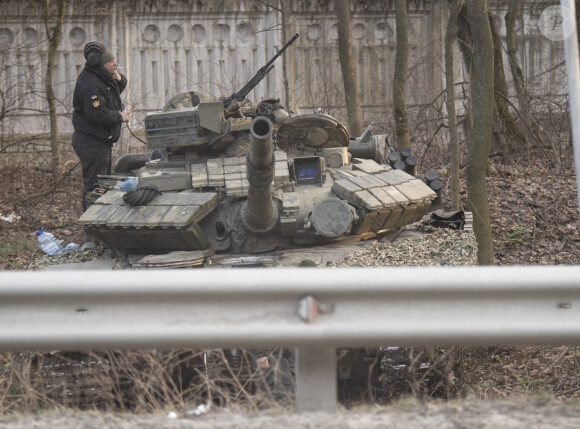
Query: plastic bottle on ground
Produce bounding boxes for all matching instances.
[36,227,64,255]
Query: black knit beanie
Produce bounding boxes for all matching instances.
[84,41,106,67]
[101,49,115,64]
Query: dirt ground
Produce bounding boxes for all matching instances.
[1,399,580,428]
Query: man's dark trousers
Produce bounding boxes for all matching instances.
[72,131,112,211]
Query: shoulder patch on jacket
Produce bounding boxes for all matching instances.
[90,94,100,108]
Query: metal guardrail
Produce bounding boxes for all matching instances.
[2,266,580,411]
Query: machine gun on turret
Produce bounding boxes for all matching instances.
[140,33,299,154]
[223,33,299,114]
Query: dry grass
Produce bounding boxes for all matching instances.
[0,349,298,414]
[2,345,579,414]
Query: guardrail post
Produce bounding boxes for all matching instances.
[295,346,337,412]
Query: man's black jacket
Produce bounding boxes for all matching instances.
[72,63,127,145]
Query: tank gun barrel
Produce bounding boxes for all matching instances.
[242,116,279,234]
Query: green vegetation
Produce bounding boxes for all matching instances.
[505,226,533,245]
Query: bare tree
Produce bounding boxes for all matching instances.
[505,0,535,158]
[393,0,410,150]
[456,4,526,162]
[335,0,363,137]
[489,12,524,161]
[257,0,295,110]
[42,0,67,182]
[0,22,51,155]
[445,0,462,211]
[466,0,494,265]
[456,3,474,149]
[278,1,293,110]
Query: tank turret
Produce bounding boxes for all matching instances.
[112,35,300,174]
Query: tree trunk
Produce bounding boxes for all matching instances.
[445,0,462,211]
[457,4,526,163]
[456,3,473,150]
[279,0,292,111]
[393,0,410,150]
[466,0,494,265]
[44,0,66,183]
[505,0,534,159]
[456,4,473,67]
[489,12,524,160]
[335,0,363,137]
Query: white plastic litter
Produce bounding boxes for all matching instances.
[186,400,212,417]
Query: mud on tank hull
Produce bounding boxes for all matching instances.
[79,116,436,255]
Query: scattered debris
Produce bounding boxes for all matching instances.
[186,400,212,417]
[26,247,109,270]
[208,254,280,267]
[129,250,214,269]
[0,212,21,223]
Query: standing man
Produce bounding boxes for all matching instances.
[72,41,129,211]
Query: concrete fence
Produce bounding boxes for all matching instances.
[0,0,564,135]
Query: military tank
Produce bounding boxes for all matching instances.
[79,108,435,255]
[78,32,436,257]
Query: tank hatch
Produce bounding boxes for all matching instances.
[276,113,349,153]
